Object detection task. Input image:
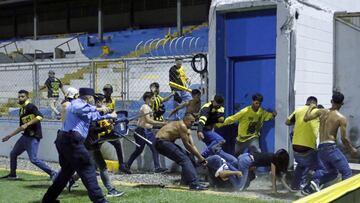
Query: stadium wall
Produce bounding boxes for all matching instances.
[208,0,360,153]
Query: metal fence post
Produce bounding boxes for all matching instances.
[124,59,129,109]
[91,60,96,90]
[33,63,40,107]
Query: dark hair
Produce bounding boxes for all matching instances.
[142,91,154,101]
[214,95,224,105]
[306,96,318,105]
[191,89,201,96]
[94,93,105,103]
[103,84,113,92]
[18,90,29,96]
[317,104,324,109]
[150,82,160,89]
[252,93,263,102]
[332,91,344,104]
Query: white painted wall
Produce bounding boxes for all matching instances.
[293,4,334,108]
[313,0,360,12]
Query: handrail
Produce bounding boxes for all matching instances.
[35,49,53,61]
[0,41,19,55]
[55,34,84,52]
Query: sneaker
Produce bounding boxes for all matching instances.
[301,183,315,196]
[189,183,208,191]
[119,163,132,174]
[310,180,320,192]
[107,189,125,197]
[154,167,168,173]
[0,174,18,180]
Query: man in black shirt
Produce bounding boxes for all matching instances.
[1,90,57,180]
[40,70,65,119]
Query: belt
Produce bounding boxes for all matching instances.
[320,140,336,144]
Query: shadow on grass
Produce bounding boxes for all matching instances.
[23,184,51,189]
[63,189,89,197]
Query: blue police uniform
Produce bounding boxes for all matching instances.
[42,92,114,203]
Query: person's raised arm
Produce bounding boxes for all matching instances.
[304,104,323,122]
[285,112,296,126]
[222,109,245,126]
[162,91,175,103]
[340,117,357,156]
[169,101,189,117]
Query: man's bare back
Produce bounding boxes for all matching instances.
[156,121,187,142]
[318,109,346,143]
[304,99,357,155]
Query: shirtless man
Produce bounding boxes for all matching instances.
[155,114,208,190]
[169,89,201,119]
[126,91,167,173]
[302,91,357,194]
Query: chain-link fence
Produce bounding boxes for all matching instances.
[0,55,208,119]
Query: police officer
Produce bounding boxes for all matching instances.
[42,88,117,203]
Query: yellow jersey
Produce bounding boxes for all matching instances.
[288,106,319,149]
[105,98,116,111]
[222,106,274,143]
[179,66,188,87]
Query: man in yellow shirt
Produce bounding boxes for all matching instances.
[169,58,192,120]
[222,93,276,156]
[286,96,320,190]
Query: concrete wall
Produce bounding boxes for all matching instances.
[293,0,360,108]
[293,5,334,108]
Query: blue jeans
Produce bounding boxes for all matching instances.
[10,135,55,177]
[155,139,198,185]
[201,130,225,154]
[169,91,192,120]
[237,153,254,189]
[313,143,352,185]
[200,130,238,165]
[127,127,160,169]
[206,153,253,190]
[291,149,319,190]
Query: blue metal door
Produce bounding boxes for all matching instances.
[232,57,276,152]
[216,8,276,153]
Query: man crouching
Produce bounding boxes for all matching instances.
[155,113,208,190]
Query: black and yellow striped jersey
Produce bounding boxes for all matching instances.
[198,101,225,132]
[152,95,165,121]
